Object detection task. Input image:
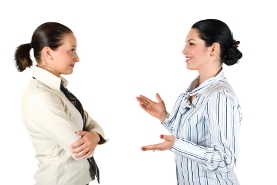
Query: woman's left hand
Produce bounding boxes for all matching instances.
[71,131,99,159]
[141,134,175,151]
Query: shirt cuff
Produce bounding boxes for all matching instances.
[161,113,170,124]
[171,138,207,161]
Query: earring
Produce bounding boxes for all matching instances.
[210,53,214,57]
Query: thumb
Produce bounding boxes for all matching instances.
[160,134,175,142]
[76,131,87,136]
[156,93,163,103]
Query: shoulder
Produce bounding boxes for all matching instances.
[21,80,63,112]
[204,81,240,105]
[203,82,243,120]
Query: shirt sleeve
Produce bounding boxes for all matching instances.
[84,111,107,144]
[27,92,82,161]
[169,90,242,172]
[162,93,187,134]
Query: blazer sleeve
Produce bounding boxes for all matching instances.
[84,111,107,144]
[26,92,82,161]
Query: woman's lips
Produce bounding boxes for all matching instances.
[186,57,192,62]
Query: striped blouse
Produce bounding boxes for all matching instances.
[163,69,242,185]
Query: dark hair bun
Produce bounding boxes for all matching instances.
[223,40,243,66]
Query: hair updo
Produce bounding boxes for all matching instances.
[14,22,73,72]
[191,19,243,66]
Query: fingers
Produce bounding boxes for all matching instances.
[71,131,87,148]
[141,143,163,151]
[136,94,163,107]
[71,132,98,158]
[138,103,148,111]
[160,134,175,142]
[141,134,175,151]
[72,145,87,158]
[75,131,87,136]
[136,96,143,103]
[137,95,155,105]
[71,138,85,149]
[156,93,163,103]
[136,96,153,111]
[136,97,147,108]
[73,146,92,159]
[138,95,152,102]
[81,151,92,159]
[137,97,150,107]
[71,140,95,158]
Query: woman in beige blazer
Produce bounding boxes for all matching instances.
[14,22,106,185]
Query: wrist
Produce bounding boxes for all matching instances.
[159,112,168,123]
[93,131,100,143]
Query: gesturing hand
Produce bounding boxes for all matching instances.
[141,134,175,151]
[136,93,168,122]
[71,131,99,159]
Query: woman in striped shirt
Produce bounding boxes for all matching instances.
[136,19,243,185]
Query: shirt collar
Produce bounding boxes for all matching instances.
[32,66,68,93]
[188,68,225,96]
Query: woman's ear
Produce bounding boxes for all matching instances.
[41,46,53,61]
[210,42,220,56]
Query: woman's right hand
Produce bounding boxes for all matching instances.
[136,93,168,122]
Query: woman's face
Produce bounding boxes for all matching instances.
[48,33,80,76]
[182,28,212,71]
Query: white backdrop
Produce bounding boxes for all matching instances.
[1,1,276,184]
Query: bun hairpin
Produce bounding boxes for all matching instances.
[232,40,240,48]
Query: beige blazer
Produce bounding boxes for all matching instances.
[21,66,105,185]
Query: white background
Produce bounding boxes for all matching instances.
[1,1,276,184]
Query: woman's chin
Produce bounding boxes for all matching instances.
[62,70,74,75]
[186,64,198,71]
[186,65,193,70]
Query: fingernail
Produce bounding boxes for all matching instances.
[160,135,164,138]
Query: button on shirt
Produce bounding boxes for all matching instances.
[21,66,105,185]
[163,70,242,185]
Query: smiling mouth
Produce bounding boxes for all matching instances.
[186,58,192,62]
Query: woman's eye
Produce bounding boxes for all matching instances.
[70,48,76,52]
[189,43,194,46]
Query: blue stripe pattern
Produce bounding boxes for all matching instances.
[163,70,242,185]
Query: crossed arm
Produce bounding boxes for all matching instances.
[27,92,106,160]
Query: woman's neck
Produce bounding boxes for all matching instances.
[198,66,222,85]
[37,64,60,77]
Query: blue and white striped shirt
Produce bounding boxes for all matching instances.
[163,70,242,185]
